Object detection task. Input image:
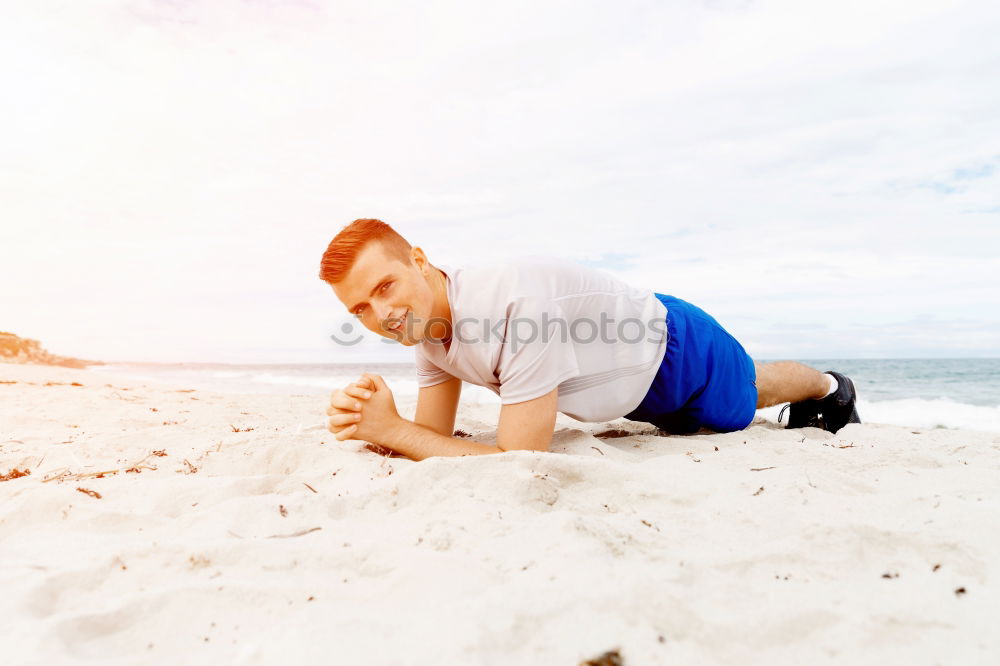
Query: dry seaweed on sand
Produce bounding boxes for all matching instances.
[76,487,102,499]
[1,468,31,482]
[364,442,405,458]
[579,649,623,666]
[593,428,633,439]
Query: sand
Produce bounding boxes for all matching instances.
[2,361,999,665]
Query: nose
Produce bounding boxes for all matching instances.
[374,303,394,330]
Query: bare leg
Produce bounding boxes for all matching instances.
[754,361,830,409]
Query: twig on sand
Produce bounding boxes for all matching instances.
[76,487,102,499]
[42,468,72,483]
[804,470,817,488]
[41,450,168,483]
[267,527,322,539]
[590,446,605,455]
[750,466,777,472]
[375,456,394,478]
[753,486,765,496]
[52,468,120,481]
[303,482,318,494]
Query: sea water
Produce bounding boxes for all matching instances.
[91,358,1000,433]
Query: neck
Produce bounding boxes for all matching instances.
[429,266,453,344]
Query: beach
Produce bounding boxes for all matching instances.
[2,361,999,665]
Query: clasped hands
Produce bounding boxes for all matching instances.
[326,373,400,445]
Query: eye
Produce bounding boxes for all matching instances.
[381,281,393,293]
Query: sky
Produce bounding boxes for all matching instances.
[2,0,999,364]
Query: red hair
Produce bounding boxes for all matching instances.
[319,218,414,284]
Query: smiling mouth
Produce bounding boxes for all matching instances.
[387,310,409,332]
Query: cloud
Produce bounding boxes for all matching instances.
[953,163,996,181]
[578,253,639,272]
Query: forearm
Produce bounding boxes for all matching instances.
[377,417,502,461]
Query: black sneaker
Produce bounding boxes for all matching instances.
[779,371,861,433]
[779,397,823,429]
[819,370,862,433]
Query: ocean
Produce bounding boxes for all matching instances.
[89,358,1000,433]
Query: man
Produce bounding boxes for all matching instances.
[320,218,860,461]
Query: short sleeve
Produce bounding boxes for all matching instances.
[497,297,581,404]
[414,343,454,388]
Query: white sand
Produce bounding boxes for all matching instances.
[2,362,999,665]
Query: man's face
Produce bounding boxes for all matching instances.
[330,242,436,346]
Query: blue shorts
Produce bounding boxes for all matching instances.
[624,294,758,434]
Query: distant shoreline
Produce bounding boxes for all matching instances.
[0,332,102,369]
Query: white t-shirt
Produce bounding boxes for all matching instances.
[414,256,668,422]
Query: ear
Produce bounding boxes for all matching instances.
[411,246,430,274]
